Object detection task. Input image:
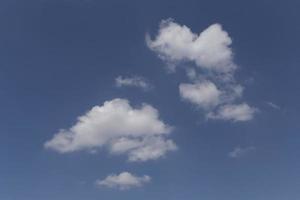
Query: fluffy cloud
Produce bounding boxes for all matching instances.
[148,19,257,122]
[179,81,221,109]
[147,19,235,73]
[228,146,256,158]
[96,172,151,190]
[45,98,176,161]
[207,103,257,122]
[115,76,152,90]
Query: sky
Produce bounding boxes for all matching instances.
[1,0,300,199]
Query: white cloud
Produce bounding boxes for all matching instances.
[179,81,221,109]
[228,146,256,158]
[147,19,235,73]
[147,19,257,122]
[207,103,257,122]
[115,76,152,90]
[109,136,177,162]
[45,98,176,162]
[96,172,151,190]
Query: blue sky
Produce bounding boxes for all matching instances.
[1,0,300,199]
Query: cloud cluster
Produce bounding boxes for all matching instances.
[96,172,151,190]
[148,19,257,122]
[115,76,152,90]
[45,98,176,162]
[45,19,259,190]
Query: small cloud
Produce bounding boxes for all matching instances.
[179,81,221,109]
[115,76,152,90]
[207,103,258,122]
[95,172,151,190]
[228,146,256,158]
[266,102,280,110]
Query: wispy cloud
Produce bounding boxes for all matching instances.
[266,102,280,110]
[115,76,152,90]
[228,146,256,158]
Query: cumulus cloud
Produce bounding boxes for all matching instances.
[147,19,257,122]
[115,76,152,90]
[179,81,221,109]
[96,172,151,190]
[228,146,256,158]
[147,19,235,73]
[45,98,176,161]
[207,103,257,122]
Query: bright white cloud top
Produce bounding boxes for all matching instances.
[147,19,235,73]
[148,19,257,122]
[45,98,177,161]
[115,76,152,90]
[96,172,151,190]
